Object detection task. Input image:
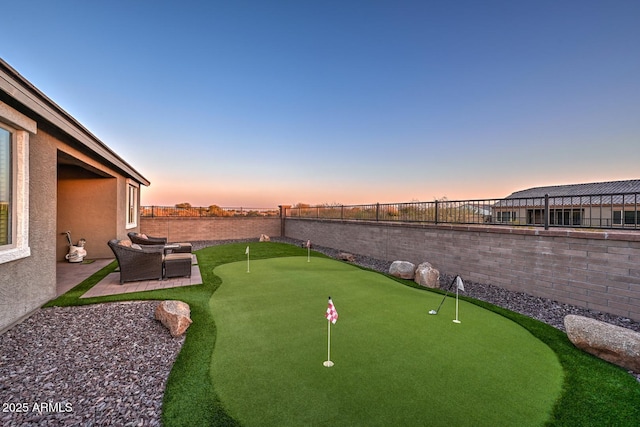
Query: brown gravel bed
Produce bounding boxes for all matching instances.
[0,301,184,426]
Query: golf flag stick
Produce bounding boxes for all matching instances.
[453,276,464,323]
[245,246,250,273]
[324,320,333,367]
[324,297,338,367]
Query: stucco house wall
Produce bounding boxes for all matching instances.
[0,120,58,331]
[0,58,149,332]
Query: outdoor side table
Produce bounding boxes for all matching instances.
[164,242,193,254]
[164,253,192,278]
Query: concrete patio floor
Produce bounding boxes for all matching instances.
[56,255,202,298]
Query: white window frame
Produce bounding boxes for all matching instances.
[0,101,35,264]
[126,179,139,229]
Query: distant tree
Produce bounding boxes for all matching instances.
[293,203,311,208]
[208,205,225,216]
[175,202,192,209]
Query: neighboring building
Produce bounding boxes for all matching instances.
[493,180,640,227]
[0,58,149,332]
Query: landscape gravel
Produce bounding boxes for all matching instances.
[1,238,638,427]
[0,301,183,426]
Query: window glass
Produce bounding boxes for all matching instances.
[0,127,11,246]
[613,211,622,225]
[624,210,637,225]
[126,182,138,227]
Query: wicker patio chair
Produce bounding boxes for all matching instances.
[127,232,192,253]
[107,239,164,284]
[127,232,167,245]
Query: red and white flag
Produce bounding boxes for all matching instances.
[325,297,338,324]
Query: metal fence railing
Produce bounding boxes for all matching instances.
[285,192,640,230]
[141,206,281,218]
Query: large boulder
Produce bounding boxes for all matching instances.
[155,300,193,337]
[564,315,640,373]
[259,234,270,242]
[414,262,440,288]
[389,261,416,280]
[338,252,356,262]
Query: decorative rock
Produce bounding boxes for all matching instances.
[259,234,270,242]
[389,261,416,280]
[155,300,193,337]
[338,252,356,262]
[564,314,640,373]
[414,262,440,288]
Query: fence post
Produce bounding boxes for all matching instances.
[341,205,344,220]
[544,194,549,230]
[435,200,439,225]
[278,205,290,237]
[376,203,380,221]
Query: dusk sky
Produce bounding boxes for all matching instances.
[3,1,639,208]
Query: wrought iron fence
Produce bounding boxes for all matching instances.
[141,206,281,218]
[285,192,640,230]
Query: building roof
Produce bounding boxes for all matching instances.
[495,180,640,208]
[506,180,640,198]
[0,58,149,186]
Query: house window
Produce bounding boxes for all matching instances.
[527,209,545,225]
[126,181,139,228]
[496,211,516,223]
[613,210,639,226]
[0,101,34,264]
[0,127,11,246]
[550,209,582,226]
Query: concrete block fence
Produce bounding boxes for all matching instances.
[284,218,640,322]
[140,217,281,243]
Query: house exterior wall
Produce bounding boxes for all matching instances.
[284,218,640,322]
[56,142,134,260]
[0,129,57,331]
[57,170,118,260]
[140,217,281,242]
[0,58,149,332]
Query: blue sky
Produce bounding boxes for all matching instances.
[2,1,639,207]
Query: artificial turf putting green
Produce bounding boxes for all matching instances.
[210,256,563,426]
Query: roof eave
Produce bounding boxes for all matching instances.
[0,58,150,186]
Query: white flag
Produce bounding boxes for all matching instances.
[456,276,465,292]
[245,246,249,255]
